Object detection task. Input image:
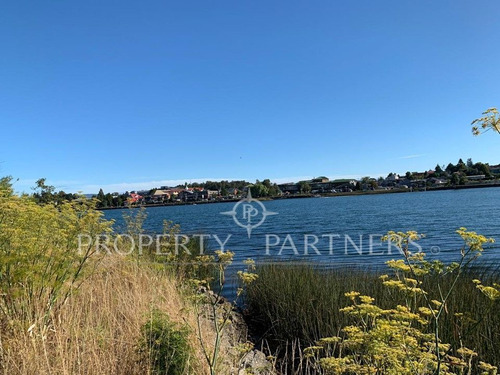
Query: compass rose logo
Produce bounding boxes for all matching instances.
[221,189,278,238]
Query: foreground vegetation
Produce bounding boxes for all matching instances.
[245,260,500,374]
[0,178,253,375]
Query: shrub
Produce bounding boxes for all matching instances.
[0,178,112,327]
[138,309,193,375]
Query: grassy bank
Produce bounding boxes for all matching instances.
[0,255,229,375]
[0,181,239,375]
[244,263,500,373]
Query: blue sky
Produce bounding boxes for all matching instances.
[1,1,499,193]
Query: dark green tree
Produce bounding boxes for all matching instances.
[250,181,269,197]
[457,159,467,173]
[220,181,228,197]
[96,188,106,208]
[435,164,443,177]
[445,163,456,174]
[105,193,113,207]
[33,178,56,204]
[298,181,311,194]
[459,173,468,185]
[0,176,14,197]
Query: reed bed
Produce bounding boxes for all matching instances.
[245,263,500,373]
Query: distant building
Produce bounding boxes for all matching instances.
[278,178,357,194]
[277,183,300,194]
[207,190,219,198]
[330,179,357,187]
[385,174,400,183]
[467,175,486,181]
[329,179,357,192]
[128,193,143,204]
[429,178,447,186]
[410,179,427,188]
[490,164,500,174]
[178,188,208,202]
[152,189,171,202]
[311,177,329,183]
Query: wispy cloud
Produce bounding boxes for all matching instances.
[396,154,426,160]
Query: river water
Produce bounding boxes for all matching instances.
[104,187,500,269]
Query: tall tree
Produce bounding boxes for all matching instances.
[250,182,269,197]
[33,178,56,204]
[0,176,14,197]
[445,163,456,174]
[298,181,311,194]
[96,188,106,208]
[457,159,467,173]
[435,164,443,177]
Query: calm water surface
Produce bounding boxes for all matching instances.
[104,187,500,269]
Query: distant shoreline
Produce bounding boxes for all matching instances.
[97,182,500,211]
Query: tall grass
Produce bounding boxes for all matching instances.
[0,256,226,375]
[245,263,500,372]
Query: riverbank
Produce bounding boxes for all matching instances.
[98,181,500,210]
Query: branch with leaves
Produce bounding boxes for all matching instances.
[471,107,500,136]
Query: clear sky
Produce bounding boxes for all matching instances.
[1,1,499,193]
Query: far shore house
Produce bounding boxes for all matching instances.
[152,189,170,201]
[490,164,500,174]
[277,183,300,194]
[410,179,427,188]
[330,179,357,189]
[385,173,400,183]
[178,188,208,202]
[206,190,220,199]
[128,192,143,204]
[467,175,486,181]
[278,178,357,194]
[150,188,183,203]
[429,177,447,186]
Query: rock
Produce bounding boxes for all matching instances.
[238,350,276,375]
[197,289,276,374]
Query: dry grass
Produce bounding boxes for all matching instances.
[0,256,225,375]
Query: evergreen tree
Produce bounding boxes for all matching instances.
[435,164,443,177]
[96,188,106,208]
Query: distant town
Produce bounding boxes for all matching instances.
[87,158,500,209]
